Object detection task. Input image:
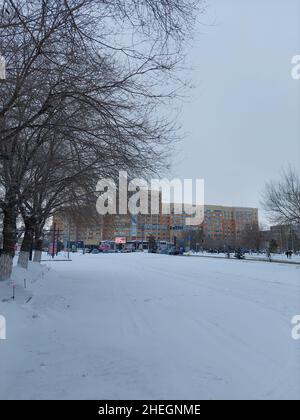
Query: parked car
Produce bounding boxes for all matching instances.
[168,247,180,255]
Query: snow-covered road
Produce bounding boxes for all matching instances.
[0,253,299,399]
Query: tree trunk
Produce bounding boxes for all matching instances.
[17,220,34,269]
[33,248,42,263]
[0,206,17,281]
[33,227,43,263]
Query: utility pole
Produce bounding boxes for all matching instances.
[29,236,33,261]
[57,228,60,256]
[141,224,144,249]
[52,223,56,259]
[67,219,71,260]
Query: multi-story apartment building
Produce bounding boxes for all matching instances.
[102,213,170,243]
[53,202,259,249]
[53,192,170,247]
[165,204,258,249]
[53,210,104,247]
[203,205,258,248]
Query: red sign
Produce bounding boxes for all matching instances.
[115,237,126,244]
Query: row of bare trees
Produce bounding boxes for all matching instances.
[0,0,202,280]
[261,168,300,252]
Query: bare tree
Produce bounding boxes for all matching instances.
[0,0,202,279]
[181,228,204,250]
[262,168,300,225]
[240,222,261,251]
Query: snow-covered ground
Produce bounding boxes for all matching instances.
[184,251,300,263]
[0,253,299,400]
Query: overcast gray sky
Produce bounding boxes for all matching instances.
[171,0,300,223]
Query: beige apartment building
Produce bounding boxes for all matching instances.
[202,205,258,248]
[53,202,258,249]
[166,204,258,248]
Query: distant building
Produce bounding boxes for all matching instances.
[165,204,258,249]
[102,213,170,243]
[269,224,300,251]
[255,224,300,252]
[53,206,104,248]
[203,205,258,248]
[53,202,259,250]
[53,193,170,247]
